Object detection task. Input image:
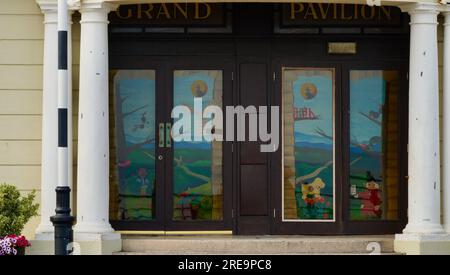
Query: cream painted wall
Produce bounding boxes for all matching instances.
[0,0,80,239]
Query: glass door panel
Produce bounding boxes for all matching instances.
[282,68,335,221]
[112,70,157,221]
[348,70,400,221]
[172,70,224,221]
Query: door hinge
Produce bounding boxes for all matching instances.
[273,72,276,81]
[231,143,234,153]
[273,208,276,218]
[231,209,235,218]
[231,71,234,81]
[406,72,409,80]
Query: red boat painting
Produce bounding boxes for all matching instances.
[293,107,320,121]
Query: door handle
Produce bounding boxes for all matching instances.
[158,123,165,148]
[165,123,172,148]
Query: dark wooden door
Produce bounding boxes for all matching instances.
[234,41,273,235]
[270,57,408,235]
[164,56,234,231]
[110,56,234,232]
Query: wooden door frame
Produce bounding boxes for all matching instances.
[109,57,169,231]
[109,56,234,231]
[164,56,235,231]
[270,57,409,235]
[340,60,409,234]
[271,59,344,235]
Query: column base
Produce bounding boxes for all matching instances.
[73,232,122,255]
[35,222,54,235]
[74,222,114,234]
[395,233,450,255]
[27,232,55,255]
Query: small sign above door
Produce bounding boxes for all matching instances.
[281,3,403,27]
[109,3,226,27]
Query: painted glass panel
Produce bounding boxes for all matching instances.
[113,70,156,221]
[173,70,223,221]
[283,68,335,221]
[349,70,399,221]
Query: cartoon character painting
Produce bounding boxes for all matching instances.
[301,178,326,219]
[354,171,383,218]
[136,167,150,210]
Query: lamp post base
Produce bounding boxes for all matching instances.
[50,186,74,255]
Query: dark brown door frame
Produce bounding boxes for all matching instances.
[271,60,344,235]
[109,57,168,231]
[340,61,409,234]
[109,56,234,231]
[164,56,234,231]
[270,57,409,235]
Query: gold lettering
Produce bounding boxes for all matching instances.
[173,3,188,19]
[137,4,153,19]
[290,3,304,19]
[340,5,353,20]
[156,4,171,19]
[116,6,133,20]
[361,5,376,20]
[333,4,338,20]
[304,3,318,20]
[379,6,391,20]
[195,3,211,20]
[354,4,359,20]
[318,4,331,20]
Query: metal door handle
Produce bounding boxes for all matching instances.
[158,155,164,161]
[158,123,165,148]
[165,123,172,148]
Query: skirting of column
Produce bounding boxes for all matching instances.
[73,232,122,255]
[395,234,450,255]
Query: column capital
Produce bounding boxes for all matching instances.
[399,3,440,25]
[36,0,81,12]
[36,0,57,14]
[399,2,441,13]
[80,0,119,13]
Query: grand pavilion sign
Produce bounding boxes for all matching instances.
[109,3,403,28]
[281,3,403,26]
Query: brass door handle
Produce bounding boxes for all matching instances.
[158,123,165,148]
[165,123,172,148]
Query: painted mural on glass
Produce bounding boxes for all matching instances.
[349,70,399,221]
[114,70,156,221]
[283,68,334,220]
[173,70,223,221]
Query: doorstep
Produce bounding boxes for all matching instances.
[116,235,398,255]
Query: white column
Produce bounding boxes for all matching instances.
[395,3,450,255]
[35,3,58,236]
[443,12,450,234]
[35,3,73,236]
[402,4,444,235]
[74,3,116,234]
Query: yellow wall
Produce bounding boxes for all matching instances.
[0,0,44,239]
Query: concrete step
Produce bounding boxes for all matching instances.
[119,235,396,255]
